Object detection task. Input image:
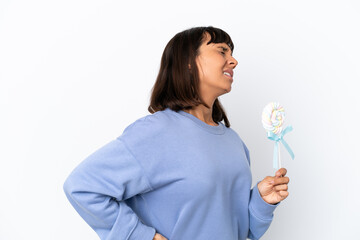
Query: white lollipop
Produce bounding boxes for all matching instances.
[262,102,294,169]
[262,102,285,135]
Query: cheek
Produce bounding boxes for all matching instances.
[207,59,224,78]
[196,55,223,80]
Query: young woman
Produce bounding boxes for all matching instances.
[63,26,290,240]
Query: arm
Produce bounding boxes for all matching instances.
[63,138,156,240]
[248,168,290,239]
[240,141,280,240]
[247,182,279,240]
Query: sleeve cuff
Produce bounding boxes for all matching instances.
[249,181,280,220]
[128,218,156,240]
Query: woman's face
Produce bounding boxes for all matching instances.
[195,32,238,97]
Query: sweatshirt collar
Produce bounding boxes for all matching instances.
[165,108,226,135]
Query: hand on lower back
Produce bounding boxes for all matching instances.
[153,233,168,240]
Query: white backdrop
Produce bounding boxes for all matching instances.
[1,0,359,239]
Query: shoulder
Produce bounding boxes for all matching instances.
[227,127,250,158]
[227,127,244,143]
[118,108,176,141]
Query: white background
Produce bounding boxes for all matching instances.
[1,0,359,239]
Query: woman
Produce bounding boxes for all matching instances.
[63,26,290,240]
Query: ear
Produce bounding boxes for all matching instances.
[188,64,191,70]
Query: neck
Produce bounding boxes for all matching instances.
[183,104,218,126]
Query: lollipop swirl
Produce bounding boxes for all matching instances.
[262,102,285,135]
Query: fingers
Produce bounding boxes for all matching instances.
[273,176,289,186]
[275,168,287,177]
[279,190,289,198]
[153,233,168,240]
[273,174,290,200]
[273,184,288,191]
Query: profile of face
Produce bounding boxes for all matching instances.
[194,32,238,97]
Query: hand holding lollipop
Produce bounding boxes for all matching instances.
[262,102,295,169]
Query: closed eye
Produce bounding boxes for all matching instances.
[217,46,232,56]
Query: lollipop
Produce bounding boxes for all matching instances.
[262,102,295,169]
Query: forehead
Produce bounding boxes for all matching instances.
[201,32,232,50]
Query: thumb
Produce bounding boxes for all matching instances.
[259,176,275,187]
[275,168,287,178]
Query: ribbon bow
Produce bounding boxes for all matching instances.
[267,125,295,169]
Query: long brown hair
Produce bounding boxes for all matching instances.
[147,26,234,128]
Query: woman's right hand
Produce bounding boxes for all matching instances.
[153,233,168,240]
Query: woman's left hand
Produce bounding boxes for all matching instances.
[257,168,290,205]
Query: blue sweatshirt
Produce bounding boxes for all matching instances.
[63,107,279,240]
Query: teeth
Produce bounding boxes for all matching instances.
[224,72,231,77]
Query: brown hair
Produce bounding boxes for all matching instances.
[147,26,234,128]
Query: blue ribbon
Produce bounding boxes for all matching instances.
[267,125,295,169]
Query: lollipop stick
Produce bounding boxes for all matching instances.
[278,145,282,170]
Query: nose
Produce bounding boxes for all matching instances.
[228,55,238,69]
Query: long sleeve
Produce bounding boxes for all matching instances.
[242,142,280,240]
[247,182,279,240]
[63,138,156,240]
